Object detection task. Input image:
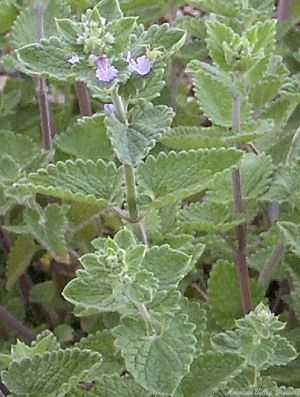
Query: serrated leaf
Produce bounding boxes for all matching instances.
[15,38,86,80]
[6,234,36,290]
[0,130,42,171]
[11,331,60,362]
[105,104,174,164]
[190,0,240,17]
[271,335,297,366]
[206,20,236,72]
[0,0,18,33]
[178,352,244,397]
[12,0,71,46]
[94,0,123,21]
[63,234,161,314]
[24,203,70,263]
[278,222,300,257]
[161,125,261,150]
[1,348,101,397]
[208,153,274,203]
[66,374,150,397]
[75,330,124,374]
[142,245,191,290]
[208,261,264,329]
[17,159,123,208]
[131,23,186,59]
[113,314,196,395]
[178,202,245,233]
[137,148,243,208]
[187,61,251,126]
[55,114,113,161]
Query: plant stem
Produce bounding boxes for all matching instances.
[277,0,293,21]
[258,243,285,288]
[0,305,35,342]
[32,4,54,150]
[111,88,148,244]
[231,93,252,314]
[75,82,92,116]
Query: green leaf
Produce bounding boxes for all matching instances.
[178,352,244,397]
[63,234,163,314]
[271,335,297,366]
[17,159,123,208]
[0,0,18,33]
[55,114,113,161]
[0,130,44,171]
[137,148,243,208]
[12,0,71,46]
[24,203,70,263]
[178,202,245,233]
[105,104,174,164]
[187,61,251,126]
[208,261,264,329]
[113,314,196,395]
[142,245,191,290]
[190,0,240,17]
[206,20,236,72]
[1,348,101,397]
[161,125,261,150]
[75,330,124,374]
[208,153,274,203]
[15,38,86,80]
[278,222,300,257]
[6,234,36,290]
[66,374,150,397]
[10,331,60,362]
[94,0,123,20]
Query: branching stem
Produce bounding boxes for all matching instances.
[231,92,252,314]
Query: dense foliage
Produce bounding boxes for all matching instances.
[0,0,300,395]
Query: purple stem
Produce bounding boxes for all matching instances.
[0,305,35,342]
[277,0,293,21]
[32,4,54,150]
[75,82,92,116]
[231,94,252,314]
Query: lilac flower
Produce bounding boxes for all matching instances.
[127,52,153,76]
[68,54,80,65]
[104,103,116,116]
[96,55,118,83]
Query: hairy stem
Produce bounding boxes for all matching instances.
[0,305,35,342]
[75,82,92,116]
[111,88,148,244]
[32,4,54,150]
[231,93,252,314]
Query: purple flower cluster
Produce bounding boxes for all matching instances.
[95,52,153,83]
[96,56,118,82]
[127,52,153,76]
[68,51,154,84]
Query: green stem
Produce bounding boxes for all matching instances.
[258,243,285,289]
[231,92,252,314]
[111,88,148,244]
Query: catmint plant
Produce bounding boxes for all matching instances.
[0,0,300,396]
